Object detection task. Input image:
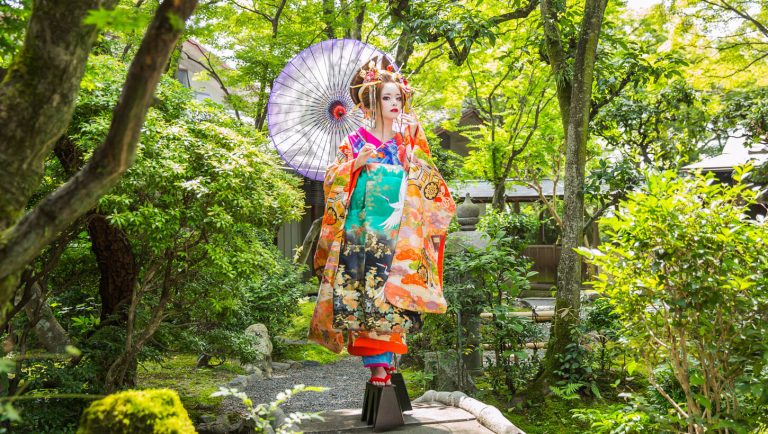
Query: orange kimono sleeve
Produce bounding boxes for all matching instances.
[313,138,359,275]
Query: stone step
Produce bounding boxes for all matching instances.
[519,286,601,299]
[519,297,556,310]
[480,310,553,322]
[518,289,554,298]
[299,403,495,433]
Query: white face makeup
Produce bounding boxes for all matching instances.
[378,82,403,123]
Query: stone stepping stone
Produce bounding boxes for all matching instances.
[299,403,497,433]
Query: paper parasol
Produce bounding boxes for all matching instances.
[267,39,398,181]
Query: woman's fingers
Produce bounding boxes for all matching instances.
[401,113,417,123]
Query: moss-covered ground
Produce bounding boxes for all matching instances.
[136,354,245,420]
[504,397,596,434]
[274,299,346,364]
[136,300,345,421]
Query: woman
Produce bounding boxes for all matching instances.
[309,58,456,387]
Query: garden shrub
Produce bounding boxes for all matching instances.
[579,169,768,432]
[6,52,307,431]
[583,297,622,375]
[77,389,195,434]
[572,403,659,433]
[410,209,543,393]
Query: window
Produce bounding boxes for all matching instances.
[175,69,191,88]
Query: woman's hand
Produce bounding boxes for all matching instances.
[354,143,376,171]
[397,112,419,133]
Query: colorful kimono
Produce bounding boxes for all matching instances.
[309,125,456,354]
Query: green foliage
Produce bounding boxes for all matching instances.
[435,209,542,393]
[171,258,311,363]
[77,389,195,434]
[592,79,712,171]
[552,336,601,399]
[504,396,595,434]
[0,0,29,66]
[579,169,768,431]
[584,298,623,375]
[482,317,543,394]
[268,299,344,365]
[572,403,657,433]
[280,299,316,341]
[275,343,343,365]
[476,208,538,253]
[9,50,307,430]
[58,53,305,362]
[403,311,458,368]
[9,347,102,434]
[212,384,326,433]
[754,160,768,186]
[427,128,465,181]
[711,87,768,145]
[83,6,151,33]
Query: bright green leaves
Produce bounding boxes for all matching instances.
[0,0,30,66]
[46,52,307,370]
[578,170,768,429]
[83,6,151,33]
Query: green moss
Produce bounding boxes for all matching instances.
[278,343,344,364]
[77,389,195,434]
[275,300,344,364]
[503,397,593,434]
[484,391,626,434]
[399,367,427,399]
[282,299,315,340]
[136,354,245,419]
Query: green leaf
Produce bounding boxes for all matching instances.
[166,11,185,32]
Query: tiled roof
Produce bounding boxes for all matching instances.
[450,179,563,202]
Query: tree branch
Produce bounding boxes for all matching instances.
[410,41,446,75]
[184,45,241,121]
[590,71,634,121]
[540,0,572,132]
[0,0,118,233]
[703,0,768,38]
[0,0,198,284]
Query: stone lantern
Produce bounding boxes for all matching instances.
[445,194,487,379]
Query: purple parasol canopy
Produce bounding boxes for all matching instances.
[267,39,398,181]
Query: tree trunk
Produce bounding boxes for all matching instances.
[87,213,138,322]
[323,0,335,39]
[351,0,365,41]
[491,181,506,211]
[537,0,608,387]
[22,282,71,353]
[0,0,117,314]
[54,137,139,324]
[0,0,117,235]
[0,0,199,317]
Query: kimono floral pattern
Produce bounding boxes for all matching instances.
[309,126,456,354]
[331,148,422,336]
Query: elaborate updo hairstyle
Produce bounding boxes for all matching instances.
[350,56,411,124]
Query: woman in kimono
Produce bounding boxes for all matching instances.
[309,58,456,386]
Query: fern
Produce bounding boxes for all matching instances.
[550,382,584,400]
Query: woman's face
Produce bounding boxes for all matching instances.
[378,82,403,123]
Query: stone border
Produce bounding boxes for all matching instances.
[412,390,525,434]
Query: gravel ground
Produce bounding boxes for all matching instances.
[221,356,370,415]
